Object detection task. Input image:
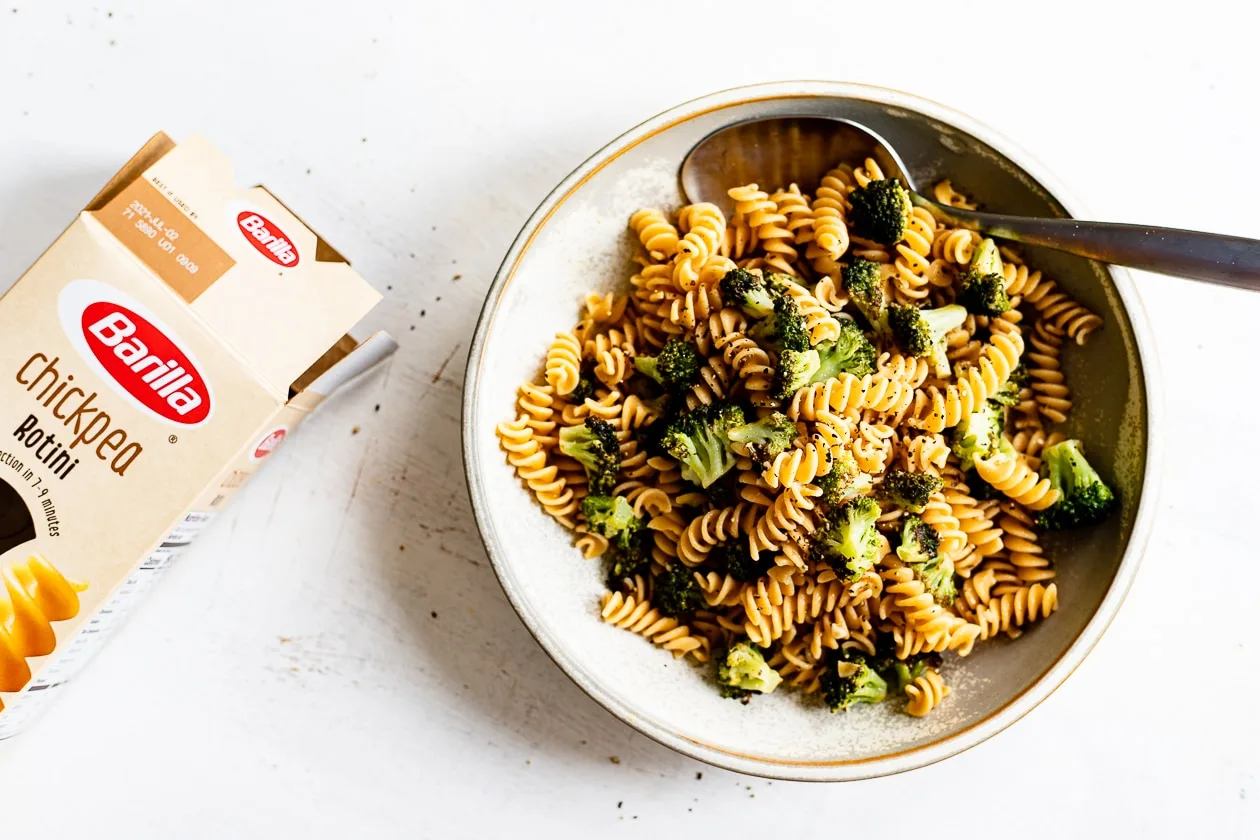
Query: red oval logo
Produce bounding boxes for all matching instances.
[236,211,300,267]
[81,302,212,425]
[253,428,287,460]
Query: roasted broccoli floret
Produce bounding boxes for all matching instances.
[957,238,1011,316]
[720,267,777,318]
[654,563,702,617]
[881,469,943,514]
[895,515,939,566]
[814,449,872,508]
[582,495,640,547]
[772,348,821,401]
[750,293,810,352]
[987,364,1029,408]
[559,417,620,495]
[727,411,798,468]
[847,179,913,245]
[887,303,967,379]
[569,360,598,404]
[812,320,877,379]
[711,539,770,583]
[842,258,888,336]
[634,337,702,394]
[894,516,955,604]
[959,272,1011,318]
[717,642,783,699]
[764,271,809,291]
[605,538,651,585]
[773,320,877,400]
[812,496,882,581]
[950,401,1005,468]
[583,496,651,584]
[1036,439,1117,530]
[657,402,746,488]
[819,656,888,712]
[919,553,957,605]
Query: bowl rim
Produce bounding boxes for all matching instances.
[461,80,1164,781]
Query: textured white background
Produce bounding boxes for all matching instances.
[0,1,1257,836]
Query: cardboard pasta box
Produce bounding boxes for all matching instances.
[0,132,396,737]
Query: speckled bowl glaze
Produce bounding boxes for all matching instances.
[462,82,1162,781]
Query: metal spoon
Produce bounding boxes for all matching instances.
[681,116,1260,291]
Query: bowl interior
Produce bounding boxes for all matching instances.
[465,87,1150,779]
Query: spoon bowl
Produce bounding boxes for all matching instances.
[680,116,912,215]
[681,113,1260,291]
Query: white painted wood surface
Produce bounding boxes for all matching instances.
[0,2,1256,836]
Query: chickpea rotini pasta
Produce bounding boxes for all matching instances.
[904,667,950,717]
[498,166,1117,718]
[543,331,582,396]
[629,208,680,262]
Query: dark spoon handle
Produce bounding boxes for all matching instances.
[921,200,1260,292]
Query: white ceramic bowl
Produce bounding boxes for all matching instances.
[462,81,1162,781]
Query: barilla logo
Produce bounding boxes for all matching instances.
[251,427,287,461]
[58,280,213,427]
[236,211,299,267]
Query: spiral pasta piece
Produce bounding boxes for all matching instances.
[747,484,822,562]
[684,354,733,411]
[880,566,960,639]
[694,571,746,608]
[678,504,757,566]
[772,184,815,246]
[496,416,577,527]
[1027,318,1071,423]
[757,195,800,276]
[788,373,917,424]
[574,528,608,560]
[600,591,709,660]
[583,292,628,325]
[807,169,852,277]
[544,331,582,395]
[812,274,848,313]
[629,208,680,261]
[933,180,977,210]
[902,433,950,474]
[920,492,967,561]
[516,382,561,448]
[664,279,722,331]
[1000,253,1102,344]
[778,281,843,344]
[905,667,950,717]
[998,503,1054,583]
[975,582,1058,640]
[933,228,978,264]
[762,436,832,489]
[716,331,773,381]
[890,242,933,303]
[973,448,1059,511]
[942,482,1003,575]
[674,203,726,291]
[908,332,1024,433]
